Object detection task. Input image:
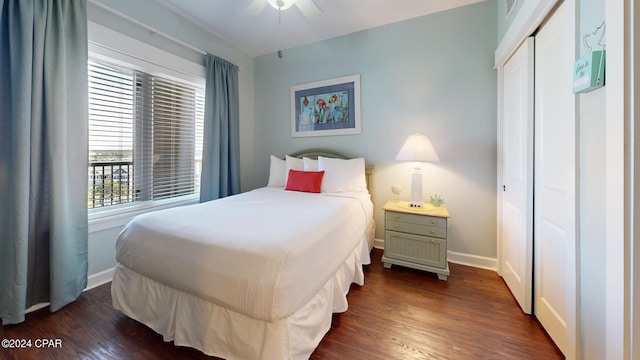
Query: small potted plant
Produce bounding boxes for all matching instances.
[429,194,444,207]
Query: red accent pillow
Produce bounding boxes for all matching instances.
[285,170,325,193]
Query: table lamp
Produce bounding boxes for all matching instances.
[396,133,440,207]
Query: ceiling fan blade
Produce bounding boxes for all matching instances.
[245,0,268,16]
[295,0,323,21]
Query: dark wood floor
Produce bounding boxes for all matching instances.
[1,249,563,359]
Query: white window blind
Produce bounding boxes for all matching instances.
[88,59,204,210]
[88,60,135,209]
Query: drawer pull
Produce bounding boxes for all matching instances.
[430,220,436,224]
[391,215,400,220]
[393,224,399,230]
[430,230,436,235]
[391,234,399,239]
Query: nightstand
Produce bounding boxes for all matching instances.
[381,200,450,280]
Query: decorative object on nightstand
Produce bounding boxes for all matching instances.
[395,133,439,208]
[381,200,450,280]
[429,194,444,207]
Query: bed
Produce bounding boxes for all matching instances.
[111,150,375,360]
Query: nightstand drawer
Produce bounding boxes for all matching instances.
[386,211,446,228]
[385,220,447,238]
[385,230,447,269]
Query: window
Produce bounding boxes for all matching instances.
[88,59,204,210]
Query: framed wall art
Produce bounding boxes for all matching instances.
[291,74,361,137]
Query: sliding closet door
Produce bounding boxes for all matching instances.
[499,37,534,315]
[533,0,577,358]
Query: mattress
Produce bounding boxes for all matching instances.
[115,187,373,321]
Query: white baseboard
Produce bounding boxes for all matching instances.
[373,237,385,249]
[85,267,115,291]
[24,268,115,315]
[373,238,497,272]
[81,245,496,293]
[28,246,497,316]
[446,251,497,272]
[25,302,50,314]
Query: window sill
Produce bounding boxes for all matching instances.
[88,195,200,234]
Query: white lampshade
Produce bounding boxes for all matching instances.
[395,133,440,162]
[268,0,295,10]
[396,133,439,208]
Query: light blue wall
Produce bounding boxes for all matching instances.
[254,1,498,259]
[88,227,121,275]
[85,0,498,276]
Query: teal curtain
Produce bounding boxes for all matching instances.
[200,54,240,202]
[0,0,88,325]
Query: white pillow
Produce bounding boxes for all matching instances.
[303,157,319,171]
[318,156,367,192]
[267,155,286,187]
[285,155,304,183]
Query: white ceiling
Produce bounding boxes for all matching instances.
[154,0,486,57]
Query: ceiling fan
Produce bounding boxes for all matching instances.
[245,0,323,21]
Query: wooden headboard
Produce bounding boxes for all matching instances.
[289,148,374,198]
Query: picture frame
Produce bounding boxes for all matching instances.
[291,74,361,137]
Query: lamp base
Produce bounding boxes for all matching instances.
[409,172,423,207]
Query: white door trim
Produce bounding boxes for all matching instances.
[633,1,640,355]
[604,0,634,358]
[494,0,558,68]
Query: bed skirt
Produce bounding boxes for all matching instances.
[111,236,370,360]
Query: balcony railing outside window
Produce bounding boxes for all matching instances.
[88,161,134,209]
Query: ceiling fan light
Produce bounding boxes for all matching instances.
[268,0,295,10]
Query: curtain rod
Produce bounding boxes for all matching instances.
[89,0,207,56]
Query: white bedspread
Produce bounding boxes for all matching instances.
[115,187,372,322]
